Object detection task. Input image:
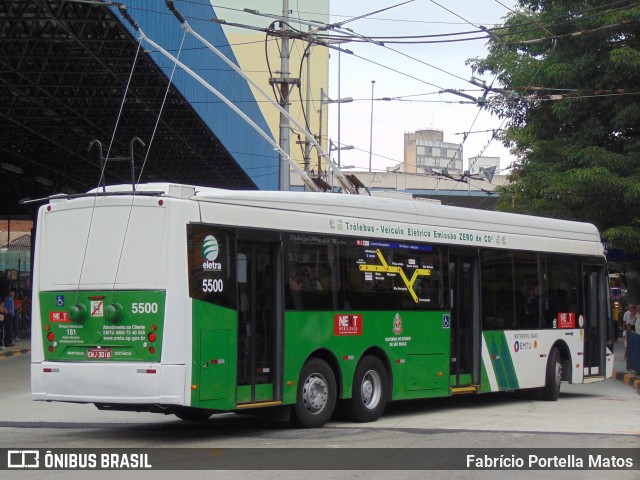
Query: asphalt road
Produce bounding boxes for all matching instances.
[0,343,638,479]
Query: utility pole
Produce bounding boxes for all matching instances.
[303,39,312,178]
[369,80,375,173]
[271,0,300,191]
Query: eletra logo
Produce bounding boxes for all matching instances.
[202,235,222,271]
[202,235,219,261]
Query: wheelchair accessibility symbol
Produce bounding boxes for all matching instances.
[56,295,65,307]
[442,314,450,329]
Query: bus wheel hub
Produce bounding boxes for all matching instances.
[302,374,328,413]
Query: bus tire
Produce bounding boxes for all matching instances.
[542,347,562,401]
[343,356,388,423]
[174,407,213,421]
[291,358,337,428]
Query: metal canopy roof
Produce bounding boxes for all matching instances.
[0,0,257,217]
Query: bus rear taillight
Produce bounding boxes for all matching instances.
[148,332,157,343]
[47,332,55,342]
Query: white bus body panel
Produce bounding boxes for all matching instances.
[31,189,200,405]
[481,330,585,392]
[31,363,187,404]
[193,189,603,256]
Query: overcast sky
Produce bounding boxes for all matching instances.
[317,0,517,173]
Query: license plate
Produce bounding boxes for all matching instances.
[87,348,112,359]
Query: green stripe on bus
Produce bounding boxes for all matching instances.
[485,331,519,391]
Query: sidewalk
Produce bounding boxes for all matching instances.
[613,337,640,394]
[1,333,639,393]
[0,334,31,359]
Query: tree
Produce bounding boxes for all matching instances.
[468,0,640,253]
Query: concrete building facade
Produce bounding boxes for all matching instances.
[403,129,463,174]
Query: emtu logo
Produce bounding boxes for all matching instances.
[202,235,222,271]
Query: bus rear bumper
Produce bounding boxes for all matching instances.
[31,361,188,405]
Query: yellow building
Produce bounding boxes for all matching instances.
[216,1,330,175]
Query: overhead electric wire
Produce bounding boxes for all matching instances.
[381,43,472,83]
[106,0,640,46]
[118,0,640,195]
[349,50,446,91]
[428,0,507,45]
[333,0,416,27]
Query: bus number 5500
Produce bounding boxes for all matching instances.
[202,278,224,293]
[132,302,159,314]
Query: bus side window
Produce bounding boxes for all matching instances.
[237,253,247,284]
[543,255,580,329]
[481,250,515,330]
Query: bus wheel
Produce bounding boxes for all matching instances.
[174,408,213,421]
[542,348,562,401]
[343,356,388,423]
[291,358,336,428]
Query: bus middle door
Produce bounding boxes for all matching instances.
[449,251,480,391]
[582,264,609,379]
[236,240,283,407]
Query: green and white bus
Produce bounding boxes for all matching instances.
[31,183,614,427]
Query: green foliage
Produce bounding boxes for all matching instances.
[469,1,640,253]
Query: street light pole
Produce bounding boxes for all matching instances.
[338,49,342,168]
[369,80,375,173]
[318,89,353,176]
[328,141,354,189]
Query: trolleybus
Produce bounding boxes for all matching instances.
[31,183,614,427]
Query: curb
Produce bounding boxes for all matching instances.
[0,348,31,359]
[613,370,640,393]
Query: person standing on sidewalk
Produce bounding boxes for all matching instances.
[623,303,638,360]
[3,289,15,349]
[13,293,22,342]
[0,301,8,351]
[624,303,638,330]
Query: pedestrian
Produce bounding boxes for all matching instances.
[624,323,634,360]
[3,289,15,349]
[623,303,638,360]
[21,293,31,333]
[13,293,22,342]
[624,303,638,331]
[0,301,8,351]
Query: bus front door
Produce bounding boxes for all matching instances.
[583,265,608,378]
[236,242,282,406]
[449,253,480,389]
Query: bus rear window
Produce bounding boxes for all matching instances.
[44,205,165,287]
